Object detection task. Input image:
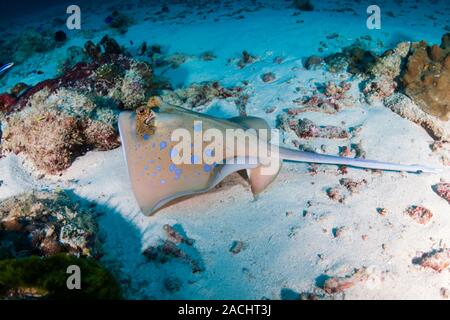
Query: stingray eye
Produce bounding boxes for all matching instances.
[137,107,146,115]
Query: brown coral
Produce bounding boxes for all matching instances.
[401,34,450,120]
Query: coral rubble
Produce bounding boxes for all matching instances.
[404,206,433,225]
[278,116,349,140]
[413,249,450,272]
[0,191,100,259]
[320,267,369,294]
[432,183,450,204]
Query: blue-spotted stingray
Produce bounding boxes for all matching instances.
[119,99,440,215]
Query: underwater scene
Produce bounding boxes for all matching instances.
[0,0,449,301]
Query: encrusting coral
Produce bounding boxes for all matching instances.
[401,34,450,121]
[1,88,120,174]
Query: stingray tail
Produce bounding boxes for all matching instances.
[278,147,441,174]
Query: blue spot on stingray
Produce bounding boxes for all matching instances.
[143,134,149,141]
[156,165,162,171]
[193,122,202,132]
[170,148,178,159]
[205,149,215,157]
[144,165,149,171]
[152,143,156,148]
[148,159,155,164]
[175,168,182,178]
[151,172,157,177]
[190,154,200,164]
[160,179,166,185]
[203,164,212,172]
[160,141,167,150]
[169,164,176,172]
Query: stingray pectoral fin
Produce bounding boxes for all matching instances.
[149,159,259,214]
[228,116,282,194]
[247,160,282,196]
[119,109,261,215]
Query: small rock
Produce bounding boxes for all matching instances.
[164,277,182,293]
[441,287,449,299]
[264,106,277,114]
[304,55,323,70]
[405,206,433,224]
[261,72,276,83]
[229,240,246,254]
[332,226,346,238]
[339,178,367,193]
[54,30,67,43]
[321,267,369,294]
[433,183,450,204]
[377,208,388,216]
[326,187,344,203]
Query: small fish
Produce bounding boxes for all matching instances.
[0,62,14,75]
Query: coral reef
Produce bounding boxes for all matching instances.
[385,93,450,142]
[0,191,101,259]
[401,34,450,120]
[2,89,120,173]
[362,42,411,103]
[0,36,158,173]
[324,45,376,74]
